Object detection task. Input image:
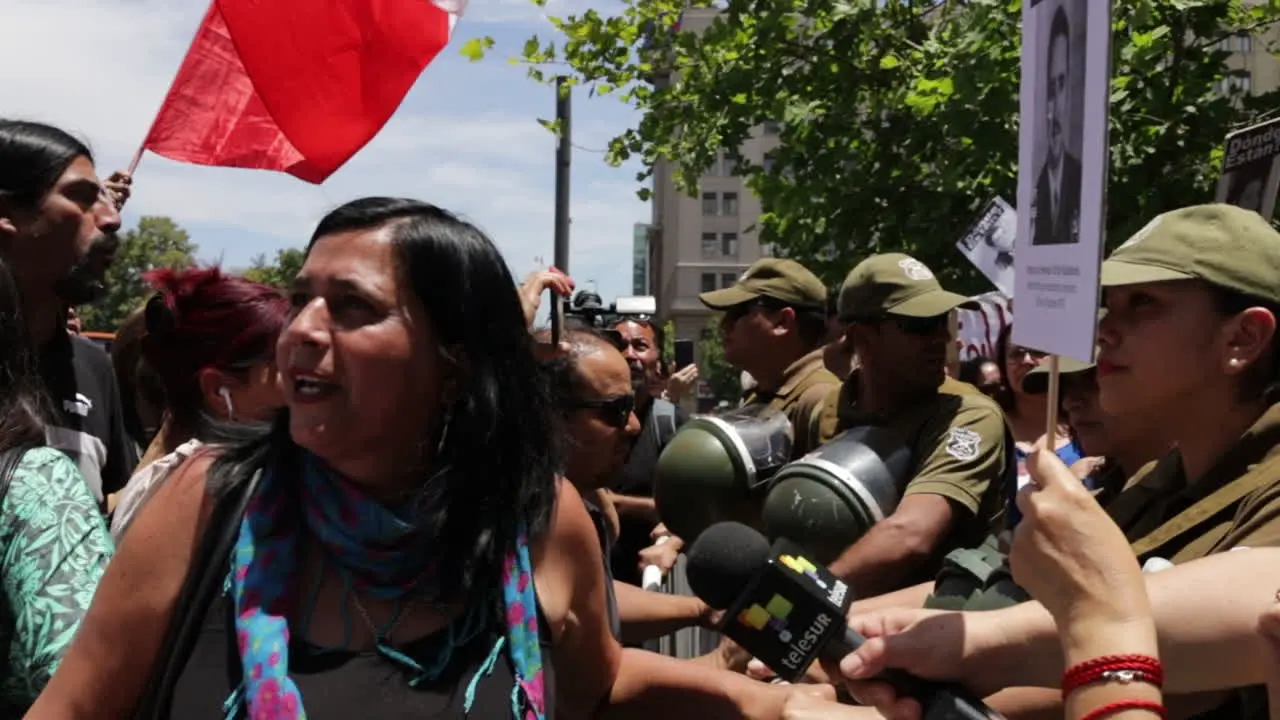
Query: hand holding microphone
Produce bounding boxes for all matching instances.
[685,522,1003,720]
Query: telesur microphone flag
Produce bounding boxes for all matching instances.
[137,0,463,183]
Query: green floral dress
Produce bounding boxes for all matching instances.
[0,446,113,716]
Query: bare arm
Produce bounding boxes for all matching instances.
[986,548,1278,694]
[829,495,958,597]
[847,581,934,617]
[540,480,813,720]
[615,581,713,645]
[605,491,659,523]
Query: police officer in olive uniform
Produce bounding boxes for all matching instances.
[928,208,1280,718]
[699,258,840,459]
[1099,210,1280,565]
[1096,208,1280,719]
[817,253,1010,597]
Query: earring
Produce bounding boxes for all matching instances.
[1230,358,1243,368]
[219,387,235,419]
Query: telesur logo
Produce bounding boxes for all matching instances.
[736,594,832,671]
[780,554,848,607]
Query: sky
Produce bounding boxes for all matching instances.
[0,0,648,305]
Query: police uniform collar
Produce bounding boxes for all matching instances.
[775,348,827,397]
[1129,401,1280,497]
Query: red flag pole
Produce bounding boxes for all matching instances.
[127,1,215,176]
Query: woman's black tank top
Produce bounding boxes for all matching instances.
[169,592,555,719]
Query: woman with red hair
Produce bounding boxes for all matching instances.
[110,266,288,538]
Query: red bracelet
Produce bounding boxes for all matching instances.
[1062,655,1163,698]
[1079,699,1166,720]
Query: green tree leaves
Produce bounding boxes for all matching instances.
[243,247,306,289]
[79,216,196,332]
[494,0,1280,295]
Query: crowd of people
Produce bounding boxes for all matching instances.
[0,115,1279,720]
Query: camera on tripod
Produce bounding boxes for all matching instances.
[563,290,658,329]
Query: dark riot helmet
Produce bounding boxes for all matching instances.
[760,425,913,565]
[653,405,793,544]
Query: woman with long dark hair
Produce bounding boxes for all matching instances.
[0,255,112,715]
[32,198,811,719]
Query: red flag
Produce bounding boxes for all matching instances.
[140,0,459,183]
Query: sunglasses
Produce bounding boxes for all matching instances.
[724,298,792,324]
[1006,345,1049,362]
[571,393,635,428]
[891,314,950,336]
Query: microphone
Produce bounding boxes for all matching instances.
[685,522,1003,720]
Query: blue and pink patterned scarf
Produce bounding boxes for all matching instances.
[227,451,546,719]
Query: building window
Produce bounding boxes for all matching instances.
[701,232,719,258]
[722,192,739,216]
[763,153,776,174]
[760,243,775,258]
[723,152,741,176]
[1217,71,1253,95]
[763,120,782,135]
[702,192,718,215]
[720,272,737,288]
[721,232,739,256]
[1219,33,1252,53]
[701,273,717,293]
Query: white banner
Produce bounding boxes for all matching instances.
[956,292,1012,362]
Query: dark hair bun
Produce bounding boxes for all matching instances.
[144,292,176,337]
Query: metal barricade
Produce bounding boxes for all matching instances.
[641,554,721,659]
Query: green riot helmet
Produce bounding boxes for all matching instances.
[654,405,793,544]
[761,425,913,565]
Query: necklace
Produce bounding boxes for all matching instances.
[350,589,421,644]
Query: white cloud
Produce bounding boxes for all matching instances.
[0,0,649,302]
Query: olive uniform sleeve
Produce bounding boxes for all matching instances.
[791,379,840,458]
[903,399,1007,516]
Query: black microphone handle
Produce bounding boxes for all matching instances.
[818,626,1005,720]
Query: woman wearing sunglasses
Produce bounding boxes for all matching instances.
[992,324,1083,489]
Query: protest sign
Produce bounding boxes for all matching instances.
[1015,0,1111,362]
[957,198,1017,296]
[955,292,1012,362]
[1215,117,1280,220]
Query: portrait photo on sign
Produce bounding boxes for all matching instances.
[1029,0,1087,247]
[956,197,1017,295]
[1222,159,1276,214]
[1015,0,1111,361]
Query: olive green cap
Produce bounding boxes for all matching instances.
[1101,204,1280,304]
[699,258,827,310]
[1020,355,1095,395]
[838,253,979,319]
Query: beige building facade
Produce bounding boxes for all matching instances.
[644,7,780,395]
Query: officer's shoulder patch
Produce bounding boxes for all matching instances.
[945,427,982,461]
